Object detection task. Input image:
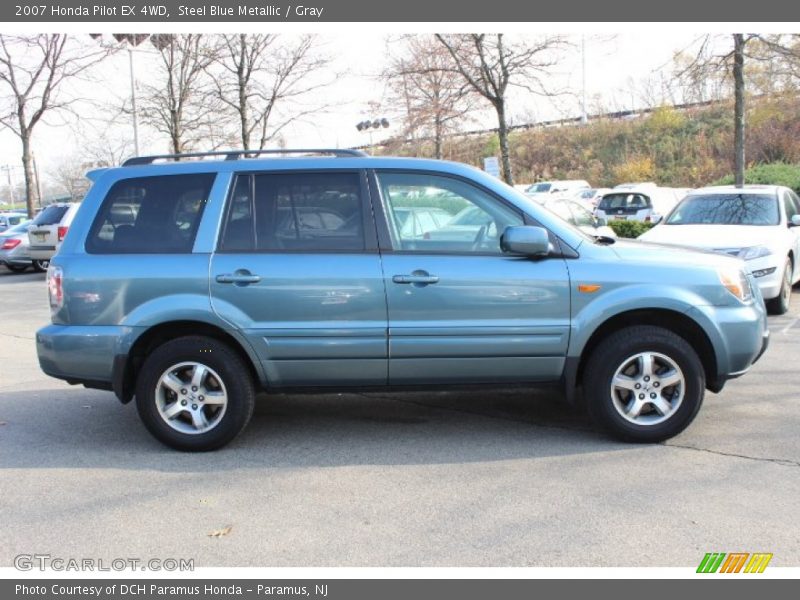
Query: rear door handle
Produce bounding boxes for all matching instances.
[392,271,439,286]
[215,270,261,285]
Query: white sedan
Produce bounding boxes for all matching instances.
[639,185,800,314]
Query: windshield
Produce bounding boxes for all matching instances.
[665,193,779,225]
[527,183,551,193]
[2,221,31,235]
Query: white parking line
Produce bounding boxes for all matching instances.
[780,317,799,335]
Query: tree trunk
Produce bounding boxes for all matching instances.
[434,116,443,160]
[733,34,746,187]
[495,99,514,185]
[238,37,249,151]
[21,134,36,218]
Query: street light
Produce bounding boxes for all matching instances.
[90,34,151,156]
[355,117,390,149]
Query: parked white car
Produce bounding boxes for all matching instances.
[540,197,617,239]
[639,185,800,314]
[525,180,590,202]
[571,187,612,208]
[595,185,684,224]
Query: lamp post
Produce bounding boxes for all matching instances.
[90,34,150,156]
[355,118,390,152]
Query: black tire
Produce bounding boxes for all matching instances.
[5,264,29,273]
[32,259,49,272]
[584,325,705,443]
[765,257,792,315]
[135,336,255,451]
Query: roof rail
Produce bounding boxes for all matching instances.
[122,148,368,166]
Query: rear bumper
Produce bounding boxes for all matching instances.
[29,245,57,260]
[36,324,135,387]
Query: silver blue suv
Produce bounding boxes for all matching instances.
[36,149,770,451]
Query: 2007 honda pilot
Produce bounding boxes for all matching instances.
[36,149,770,451]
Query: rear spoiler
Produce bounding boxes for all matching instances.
[85,168,110,182]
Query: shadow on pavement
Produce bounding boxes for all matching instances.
[0,385,627,472]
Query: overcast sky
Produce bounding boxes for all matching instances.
[0,30,711,191]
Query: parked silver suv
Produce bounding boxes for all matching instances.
[27,202,80,269]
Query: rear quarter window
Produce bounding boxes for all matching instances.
[32,205,69,226]
[86,174,215,254]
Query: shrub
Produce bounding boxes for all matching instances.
[608,220,654,238]
[612,156,656,184]
[712,162,800,194]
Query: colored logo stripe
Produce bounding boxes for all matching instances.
[697,553,726,573]
[697,552,772,573]
[744,553,773,573]
[720,553,749,573]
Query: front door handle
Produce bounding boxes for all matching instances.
[215,270,261,286]
[392,270,439,286]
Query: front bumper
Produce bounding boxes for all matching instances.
[745,256,785,300]
[687,295,769,389]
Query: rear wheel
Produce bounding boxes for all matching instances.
[135,336,255,451]
[5,264,28,273]
[32,259,49,272]
[766,257,792,315]
[584,325,705,443]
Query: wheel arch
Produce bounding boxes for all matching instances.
[565,308,719,403]
[113,320,262,404]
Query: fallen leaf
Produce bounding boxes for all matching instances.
[208,525,232,538]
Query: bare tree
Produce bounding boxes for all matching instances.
[385,36,476,159]
[138,34,224,154]
[67,99,140,167]
[435,34,566,185]
[208,34,331,151]
[50,155,95,200]
[0,35,113,216]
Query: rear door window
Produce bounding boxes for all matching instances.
[219,171,366,252]
[86,174,215,253]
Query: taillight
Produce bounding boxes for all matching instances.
[57,226,69,242]
[1,238,21,250]
[47,265,64,312]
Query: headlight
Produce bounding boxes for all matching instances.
[738,246,772,261]
[717,267,753,303]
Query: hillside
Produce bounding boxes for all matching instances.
[377,94,800,188]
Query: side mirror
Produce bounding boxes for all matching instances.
[790,215,800,227]
[500,225,552,257]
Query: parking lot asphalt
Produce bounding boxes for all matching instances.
[0,268,798,568]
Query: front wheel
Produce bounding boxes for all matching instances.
[583,325,705,443]
[32,259,49,272]
[135,336,255,451]
[765,257,792,315]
